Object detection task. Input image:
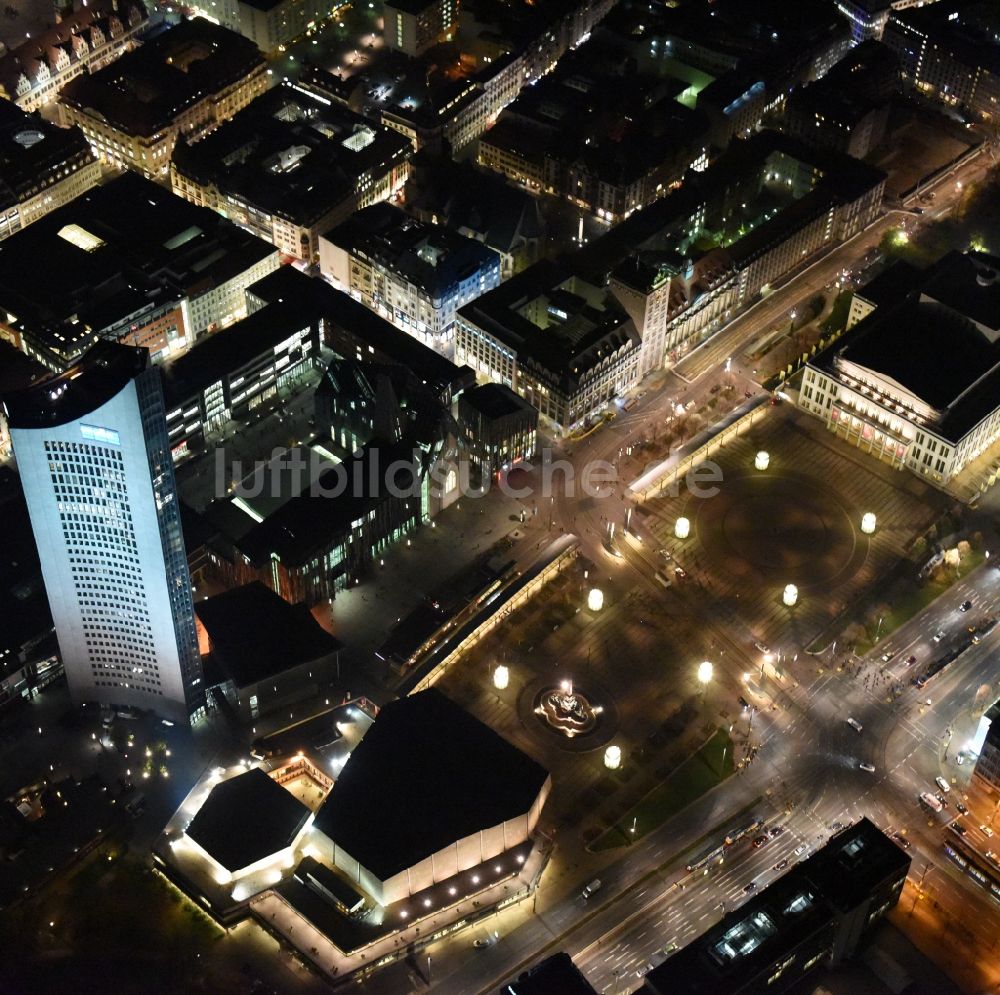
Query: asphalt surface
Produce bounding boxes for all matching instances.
[378,147,1000,995]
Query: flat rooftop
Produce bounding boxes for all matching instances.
[172,84,413,228]
[246,265,471,395]
[186,767,311,873]
[457,260,640,387]
[0,171,276,361]
[194,581,341,688]
[59,17,265,138]
[460,382,537,421]
[323,201,500,299]
[501,953,598,995]
[817,251,1000,441]
[2,341,147,430]
[313,688,549,880]
[644,819,910,994]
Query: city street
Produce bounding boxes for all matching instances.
[396,563,1000,995]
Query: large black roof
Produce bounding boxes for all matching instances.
[817,251,1000,442]
[161,298,317,404]
[59,18,264,138]
[314,689,548,880]
[502,953,598,995]
[186,767,310,873]
[2,341,147,430]
[840,299,996,410]
[194,581,341,687]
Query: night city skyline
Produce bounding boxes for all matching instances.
[1,0,1000,992]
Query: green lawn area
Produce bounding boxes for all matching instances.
[854,549,987,656]
[590,728,735,851]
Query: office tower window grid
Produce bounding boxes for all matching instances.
[137,369,204,704]
[46,438,162,694]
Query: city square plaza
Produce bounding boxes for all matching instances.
[415,406,948,850]
[635,405,947,656]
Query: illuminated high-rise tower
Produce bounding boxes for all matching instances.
[4,342,204,722]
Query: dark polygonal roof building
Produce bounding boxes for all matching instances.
[194,581,341,689]
[313,688,550,904]
[186,767,311,875]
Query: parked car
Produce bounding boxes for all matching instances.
[743,881,757,893]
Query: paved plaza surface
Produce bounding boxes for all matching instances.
[637,408,948,656]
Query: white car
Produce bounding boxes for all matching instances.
[935,776,950,793]
[981,825,994,838]
[859,762,876,773]
[847,717,863,733]
[793,844,809,857]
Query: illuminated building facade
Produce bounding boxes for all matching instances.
[171,84,413,262]
[59,18,268,179]
[456,261,641,431]
[383,0,455,57]
[313,688,551,906]
[0,100,101,242]
[188,0,337,53]
[160,299,321,462]
[800,251,1000,485]
[835,0,891,43]
[0,172,279,372]
[458,382,538,478]
[883,1,1000,120]
[601,131,885,373]
[642,819,909,995]
[5,342,205,722]
[0,0,147,113]
[319,202,501,350]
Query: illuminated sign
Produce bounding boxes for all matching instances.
[81,424,121,446]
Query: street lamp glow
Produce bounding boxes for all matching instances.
[587,588,604,612]
[604,745,622,770]
[755,451,770,471]
[493,665,509,691]
[675,517,691,540]
[697,661,713,685]
[860,512,877,535]
[783,584,798,607]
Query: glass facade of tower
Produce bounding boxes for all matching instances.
[7,344,205,722]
